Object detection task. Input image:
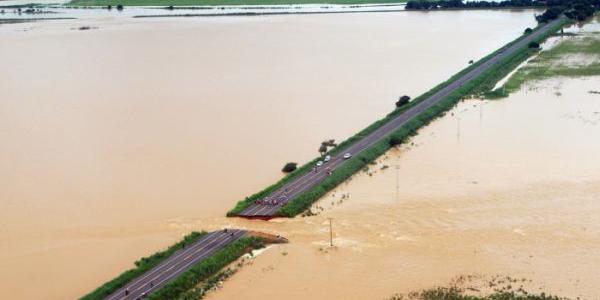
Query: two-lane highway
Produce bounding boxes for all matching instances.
[104,229,246,300]
[237,18,565,218]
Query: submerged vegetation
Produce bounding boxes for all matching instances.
[489,22,600,98]
[80,231,207,300]
[390,287,568,300]
[389,275,570,300]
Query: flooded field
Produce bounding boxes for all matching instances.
[1,10,540,299]
[214,76,600,300]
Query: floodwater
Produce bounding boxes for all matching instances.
[208,21,600,300]
[214,76,600,300]
[0,10,540,299]
[0,3,408,19]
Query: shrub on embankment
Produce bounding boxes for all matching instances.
[276,19,569,217]
[80,231,206,300]
[147,237,264,300]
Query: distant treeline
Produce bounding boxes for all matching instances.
[406,0,544,9]
[405,0,600,22]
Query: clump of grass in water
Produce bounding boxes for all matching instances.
[388,275,570,300]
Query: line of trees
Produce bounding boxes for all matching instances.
[405,0,545,10]
[538,0,599,22]
[405,0,600,22]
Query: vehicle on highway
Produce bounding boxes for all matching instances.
[316,161,323,167]
[324,155,331,162]
[343,153,352,159]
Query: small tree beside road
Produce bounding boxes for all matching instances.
[282,162,297,173]
[318,144,328,156]
[396,95,411,108]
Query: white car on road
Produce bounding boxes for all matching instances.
[343,153,352,159]
[324,155,331,162]
[316,161,323,167]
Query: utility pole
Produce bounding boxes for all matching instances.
[328,217,333,247]
[395,165,400,195]
[479,102,483,126]
[457,116,461,141]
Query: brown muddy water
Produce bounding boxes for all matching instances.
[215,76,600,300]
[1,10,542,299]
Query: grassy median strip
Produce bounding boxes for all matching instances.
[228,19,568,217]
[147,236,264,300]
[80,231,206,300]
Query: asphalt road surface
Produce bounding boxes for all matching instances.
[104,229,246,300]
[238,18,564,218]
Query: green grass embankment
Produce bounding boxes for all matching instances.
[67,0,404,7]
[228,19,568,218]
[80,231,206,300]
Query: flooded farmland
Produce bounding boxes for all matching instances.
[214,76,600,300]
[1,9,548,299]
[209,20,600,299]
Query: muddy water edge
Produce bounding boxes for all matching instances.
[1,10,541,299]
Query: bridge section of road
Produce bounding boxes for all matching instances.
[237,18,564,218]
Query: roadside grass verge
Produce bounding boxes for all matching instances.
[67,0,405,7]
[175,268,237,300]
[80,231,206,300]
[276,18,569,217]
[490,22,600,97]
[227,20,565,217]
[147,236,264,300]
